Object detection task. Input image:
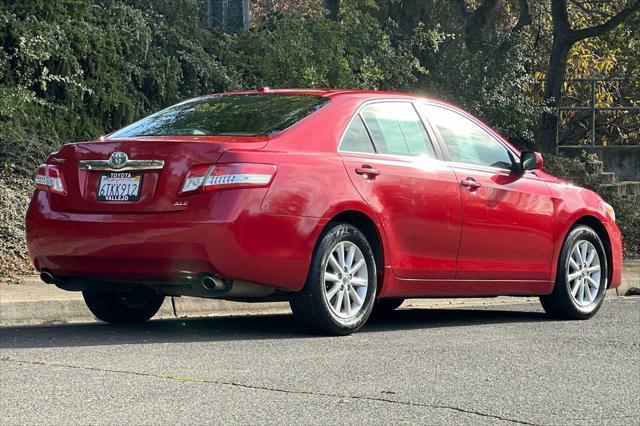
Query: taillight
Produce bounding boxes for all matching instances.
[35,164,67,196]
[180,163,276,195]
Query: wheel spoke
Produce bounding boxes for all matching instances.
[337,244,346,271]
[343,288,351,316]
[333,288,344,312]
[569,257,580,271]
[585,247,596,267]
[350,259,365,275]
[326,283,341,300]
[349,286,364,306]
[567,271,581,282]
[324,272,341,283]
[350,277,367,287]
[586,265,600,273]
[572,246,581,265]
[579,242,588,264]
[586,275,599,288]
[578,282,585,304]
[328,254,342,272]
[345,245,356,270]
[571,280,581,296]
[584,285,593,302]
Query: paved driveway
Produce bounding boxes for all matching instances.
[1,298,638,425]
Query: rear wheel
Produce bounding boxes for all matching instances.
[540,225,608,320]
[290,223,377,335]
[83,287,165,324]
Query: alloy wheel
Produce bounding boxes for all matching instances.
[322,241,369,320]
[567,240,602,307]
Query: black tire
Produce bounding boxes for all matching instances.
[290,222,377,335]
[540,225,608,320]
[371,298,404,316]
[83,287,165,324]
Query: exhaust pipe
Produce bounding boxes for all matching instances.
[40,271,55,284]
[201,275,225,291]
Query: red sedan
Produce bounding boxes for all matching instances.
[26,89,622,335]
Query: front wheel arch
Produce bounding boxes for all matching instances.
[566,215,613,288]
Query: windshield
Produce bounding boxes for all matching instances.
[108,94,329,138]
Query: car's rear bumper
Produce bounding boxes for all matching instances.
[26,191,326,291]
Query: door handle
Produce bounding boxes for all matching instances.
[460,177,481,191]
[355,165,381,177]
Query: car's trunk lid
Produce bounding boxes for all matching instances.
[49,136,268,213]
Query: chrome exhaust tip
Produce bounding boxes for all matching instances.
[201,275,225,291]
[40,271,55,284]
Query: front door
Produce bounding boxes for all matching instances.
[339,101,462,279]
[420,103,555,281]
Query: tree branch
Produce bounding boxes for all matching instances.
[571,0,640,41]
[513,0,532,32]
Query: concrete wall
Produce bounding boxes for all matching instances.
[560,146,640,181]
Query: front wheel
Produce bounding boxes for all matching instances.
[540,225,608,320]
[83,287,165,324]
[290,223,377,335]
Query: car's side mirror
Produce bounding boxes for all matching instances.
[520,151,543,171]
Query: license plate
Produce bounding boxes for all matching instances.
[96,172,143,202]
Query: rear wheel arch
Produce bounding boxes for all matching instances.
[324,210,385,291]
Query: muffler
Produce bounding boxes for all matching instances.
[40,270,55,284]
[200,275,225,291]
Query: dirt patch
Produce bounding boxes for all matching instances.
[0,172,35,277]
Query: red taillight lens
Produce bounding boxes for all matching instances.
[180,163,276,195]
[34,164,67,196]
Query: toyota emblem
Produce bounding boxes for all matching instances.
[109,151,128,168]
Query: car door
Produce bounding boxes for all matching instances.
[339,101,462,279]
[420,103,555,281]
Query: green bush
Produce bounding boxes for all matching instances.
[1,0,234,175]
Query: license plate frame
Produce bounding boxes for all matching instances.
[96,172,143,202]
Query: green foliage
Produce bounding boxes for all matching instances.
[422,33,539,144]
[226,8,425,90]
[1,0,233,174]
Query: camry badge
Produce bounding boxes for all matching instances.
[109,152,128,169]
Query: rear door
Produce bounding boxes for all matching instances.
[339,101,462,279]
[420,103,555,281]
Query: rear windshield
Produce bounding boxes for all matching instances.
[108,94,329,138]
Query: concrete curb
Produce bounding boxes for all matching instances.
[1,262,638,327]
[617,260,640,296]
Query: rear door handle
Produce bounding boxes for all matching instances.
[355,165,381,177]
[460,177,481,191]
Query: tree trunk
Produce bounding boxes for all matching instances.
[537,37,571,152]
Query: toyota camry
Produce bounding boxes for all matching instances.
[26,88,622,335]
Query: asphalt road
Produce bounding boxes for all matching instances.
[1,298,638,425]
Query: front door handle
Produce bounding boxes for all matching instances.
[355,165,381,177]
[460,177,481,191]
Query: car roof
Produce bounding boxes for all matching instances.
[217,88,452,107]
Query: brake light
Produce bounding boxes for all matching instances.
[180,163,276,195]
[35,164,67,196]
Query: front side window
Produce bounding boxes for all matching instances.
[422,105,514,170]
[109,94,329,138]
[360,102,435,157]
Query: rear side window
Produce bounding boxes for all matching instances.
[108,94,329,138]
[340,116,375,153]
[360,102,434,157]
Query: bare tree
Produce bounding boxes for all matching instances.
[536,0,639,152]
